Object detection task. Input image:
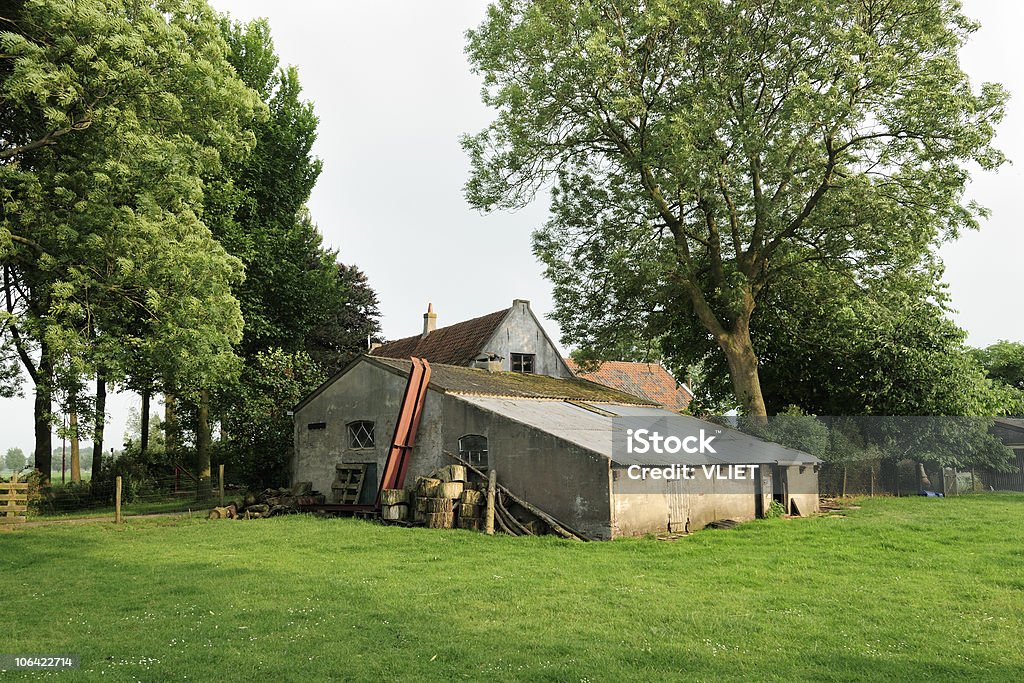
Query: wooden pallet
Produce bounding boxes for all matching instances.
[0,473,29,525]
[331,464,367,505]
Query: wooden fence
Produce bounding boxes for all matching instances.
[0,472,28,525]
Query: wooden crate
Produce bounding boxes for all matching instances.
[331,464,367,505]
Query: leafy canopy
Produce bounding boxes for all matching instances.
[465,0,1007,415]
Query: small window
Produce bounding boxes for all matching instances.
[348,421,375,449]
[460,434,488,469]
[307,422,327,431]
[511,353,535,373]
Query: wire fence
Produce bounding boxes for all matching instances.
[818,459,1024,497]
[10,465,245,519]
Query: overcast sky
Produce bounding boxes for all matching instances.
[2,1,1022,460]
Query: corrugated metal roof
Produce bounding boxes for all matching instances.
[457,396,818,466]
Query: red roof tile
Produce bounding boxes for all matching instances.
[564,359,692,412]
[370,308,511,366]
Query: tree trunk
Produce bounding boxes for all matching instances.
[164,393,178,459]
[916,462,931,491]
[842,465,848,498]
[31,342,54,482]
[140,388,150,457]
[197,389,212,496]
[70,409,81,483]
[92,369,106,475]
[33,377,52,482]
[718,329,768,418]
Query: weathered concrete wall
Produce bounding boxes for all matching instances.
[783,465,819,517]
[292,362,448,500]
[611,468,761,537]
[482,301,572,378]
[438,397,613,540]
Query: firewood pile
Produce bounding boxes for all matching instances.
[207,481,325,520]
[380,464,485,530]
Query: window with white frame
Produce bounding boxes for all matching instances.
[459,434,489,469]
[347,421,375,449]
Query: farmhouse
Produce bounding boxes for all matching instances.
[292,301,819,539]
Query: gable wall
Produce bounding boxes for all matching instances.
[482,301,572,378]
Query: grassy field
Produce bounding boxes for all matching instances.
[2,495,1023,682]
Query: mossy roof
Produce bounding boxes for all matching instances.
[371,357,658,405]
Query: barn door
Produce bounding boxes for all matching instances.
[772,464,789,512]
[667,478,690,533]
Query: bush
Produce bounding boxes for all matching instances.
[90,449,163,504]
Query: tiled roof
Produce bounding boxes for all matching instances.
[370,308,511,366]
[372,357,658,405]
[564,359,692,412]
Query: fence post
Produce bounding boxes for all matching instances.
[485,469,496,535]
[115,476,122,525]
[218,464,225,506]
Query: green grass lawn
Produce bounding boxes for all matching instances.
[2,495,1023,682]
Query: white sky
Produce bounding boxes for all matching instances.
[1,0,1021,460]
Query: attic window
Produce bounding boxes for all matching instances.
[460,434,488,469]
[347,421,375,449]
[511,353,535,373]
[307,422,327,431]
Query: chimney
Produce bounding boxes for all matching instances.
[422,302,437,338]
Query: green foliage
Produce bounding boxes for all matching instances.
[123,405,166,455]
[681,261,1016,416]
[763,500,786,519]
[88,451,151,505]
[972,341,1024,410]
[746,406,830,458]
[4,445,25,471]
[215,349,326,488]
[466,0,1007,415]
[1,0,260,474]
[180,17,382,486]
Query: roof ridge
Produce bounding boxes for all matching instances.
[377,306,511,347]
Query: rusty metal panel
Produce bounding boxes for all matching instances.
[375,358,432,507]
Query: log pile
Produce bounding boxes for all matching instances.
[379,464,485,530]
[208,481,325,520]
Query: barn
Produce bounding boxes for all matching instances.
[292,301,819,539]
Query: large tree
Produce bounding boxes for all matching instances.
[464,0,1007,416]
[4,446,24,472]
[172,17,381,487]
[1,0,257,479]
